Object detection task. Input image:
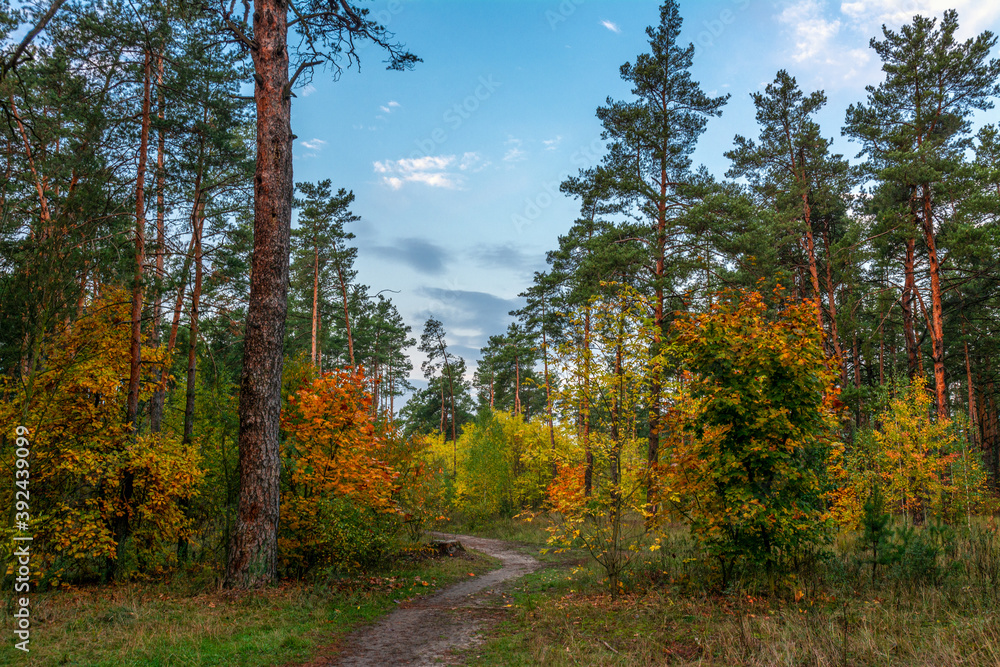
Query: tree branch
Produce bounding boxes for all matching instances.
[286,59,322,96]
[1,0,68,79]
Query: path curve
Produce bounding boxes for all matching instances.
[327,533,539,666]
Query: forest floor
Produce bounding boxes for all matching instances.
[318,533,541,666]
[0,545,501,666]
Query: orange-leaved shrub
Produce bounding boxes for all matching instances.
[280,367,400,574]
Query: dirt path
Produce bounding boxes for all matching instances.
[326,533,540,666]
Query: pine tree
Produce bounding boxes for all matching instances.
[592,0,728,506]
[844,9,1000,419]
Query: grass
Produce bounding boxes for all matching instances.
[458,517,1000,666]
[435,512,556,547]
[0,546,500,666]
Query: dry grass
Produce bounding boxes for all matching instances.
[465,519,1000,666]
[473,573,1000,665]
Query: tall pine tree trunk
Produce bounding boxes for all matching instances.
[226,0,292,589]
[902,234,920,377]
[112,50,153,580]
[513,352,521,416]
[821,226,847,386]
[178,194,204,563]
[583,306,593,497]
[647,161,666,517]
[311,241,319,365]
[337,263,354,366]
[921,186,947,419]
[183,194,204,447]
[150,55,168,433]
[542,316,556,478]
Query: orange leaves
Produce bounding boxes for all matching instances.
[279,368,401,572]
[662,289,839,578]
[546,463,588,517]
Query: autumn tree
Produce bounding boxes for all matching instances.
[663,289,840,588]
[280,367,398,574]
[0,289,201,582]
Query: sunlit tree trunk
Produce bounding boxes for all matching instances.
[921,186,947,419]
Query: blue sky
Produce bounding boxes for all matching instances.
[288,0,1000,389]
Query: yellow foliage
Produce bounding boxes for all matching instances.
[0,287,202,580]
[831,378,993,527]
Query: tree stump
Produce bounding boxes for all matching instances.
[429,539,465,557]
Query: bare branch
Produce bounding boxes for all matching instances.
[287,59,321,94]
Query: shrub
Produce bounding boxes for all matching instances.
[662,289,840,590]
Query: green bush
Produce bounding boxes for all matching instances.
[280,498,397,577]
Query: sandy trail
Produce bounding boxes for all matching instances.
[326,533,539,666]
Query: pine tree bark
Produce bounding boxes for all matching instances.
[820,226,847,386]
[965,339,976,448]
[336,263,354,365]
[183,194,204,448]
[513,351,521,416]
[178,194,204,563]
[311,240,319,365]
[112,50,153,580]
[583,306,593,497]
[226,0,292,589]
[647,160,666,516]
[902,234,920,377]
[541,306,556,478]
[150,55,168,433]
[921,185,948,419]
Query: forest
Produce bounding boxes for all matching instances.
[1,0,999,664]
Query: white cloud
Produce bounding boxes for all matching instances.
[600,19,622,33]
[503,147,526,162]
[503,136,526,163]
[778,0,842,63]
[407,172,461,188]
[301,84,317,97]
[459,152,490,172]
[774,0,999,89]
[838,1,1000,38]
[379,100,402,114]
[542,136,562,150]
[373,154,468,189]
[300,138,326,150]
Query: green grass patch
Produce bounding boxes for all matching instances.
[436,513,556,547]
[0,548,500,666]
